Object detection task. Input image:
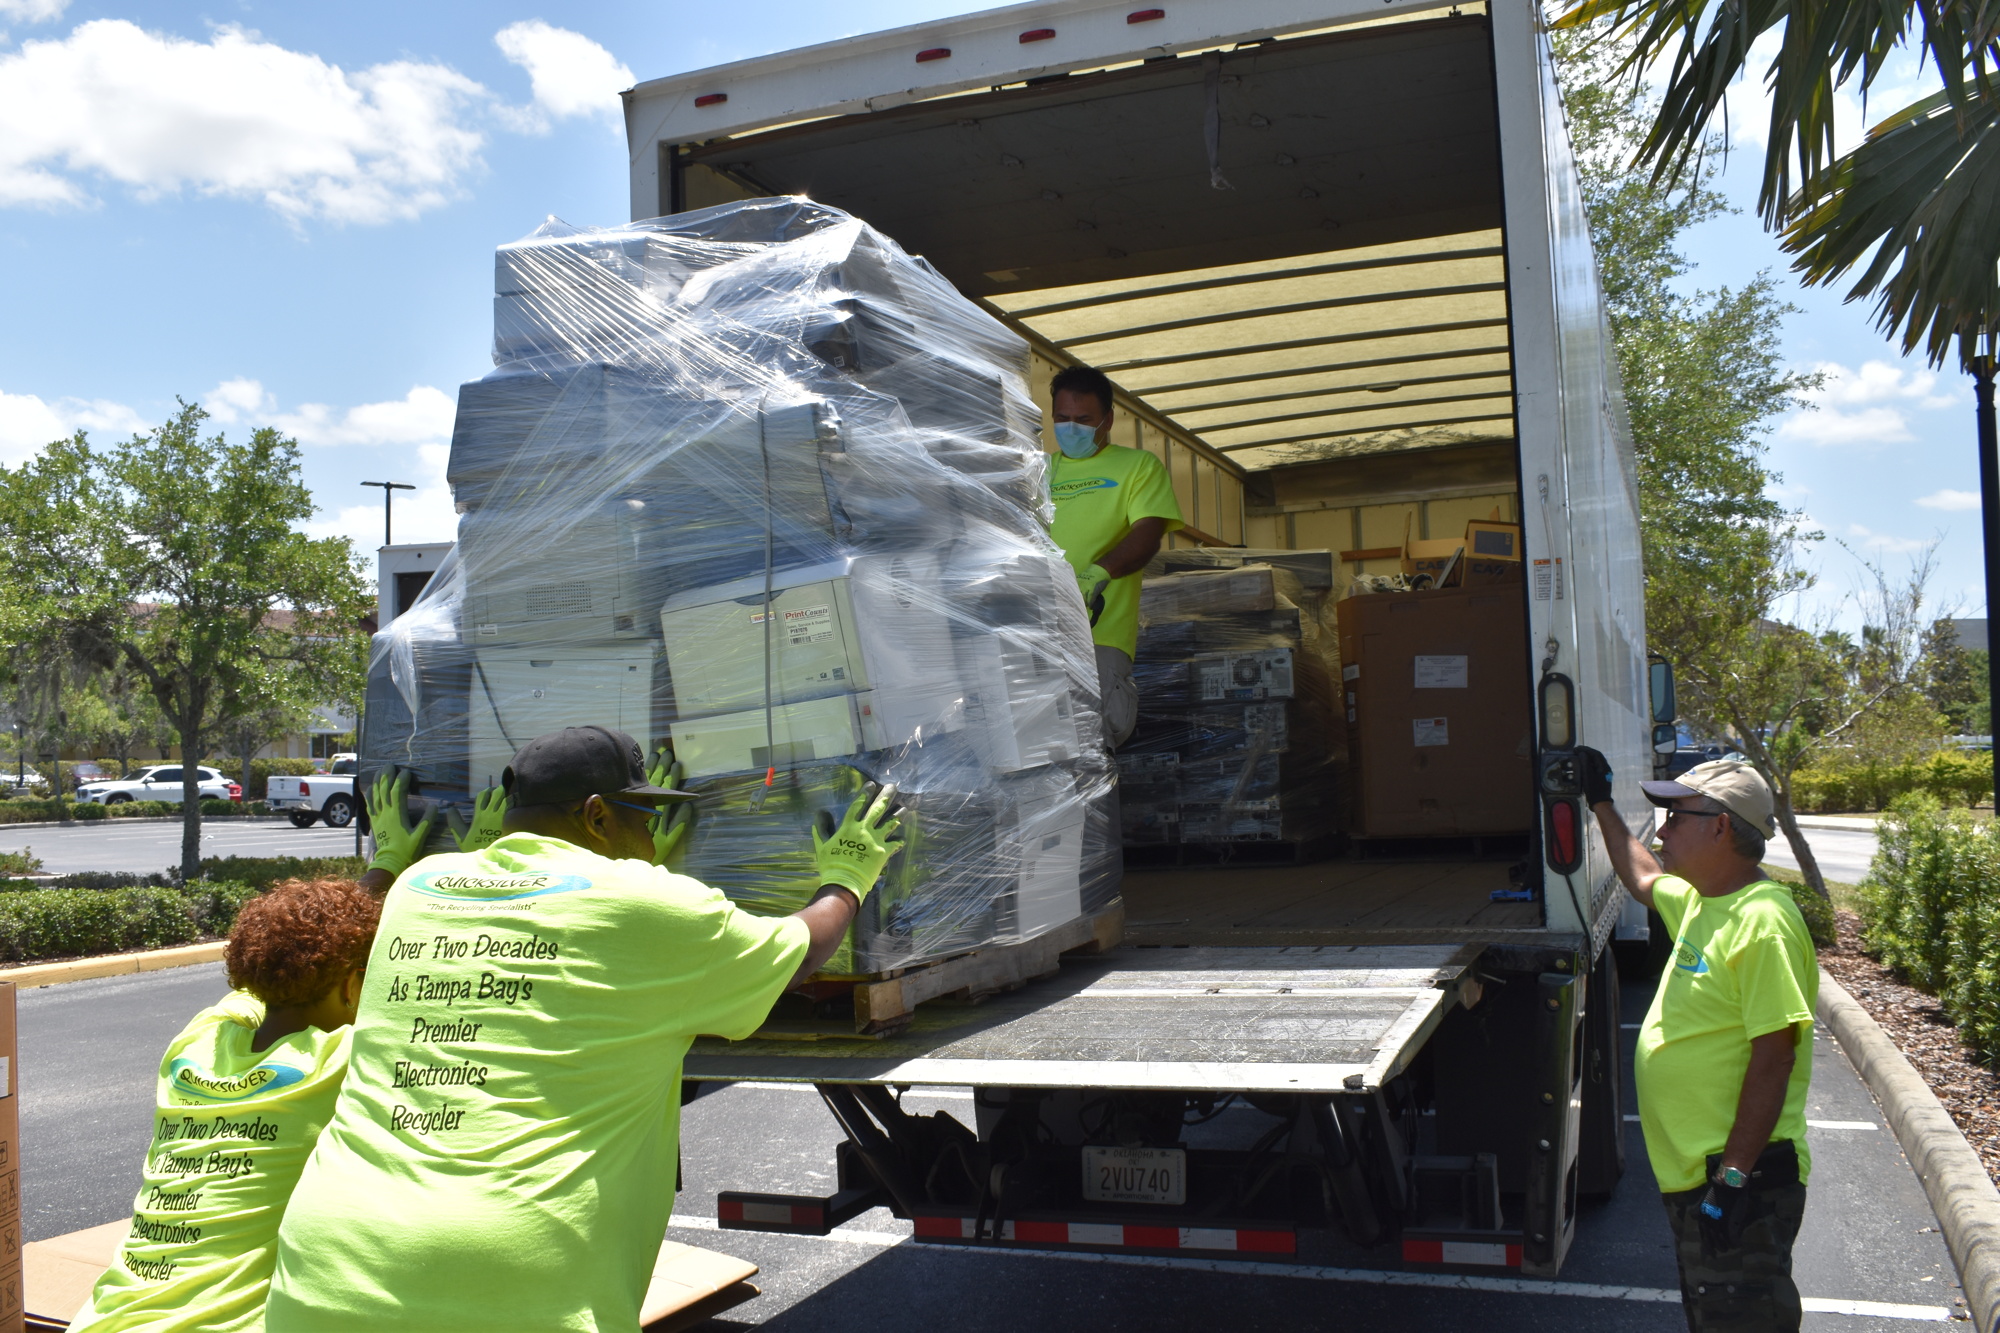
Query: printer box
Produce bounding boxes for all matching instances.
[1338,587,1533,837]
[1461,520,1524,588]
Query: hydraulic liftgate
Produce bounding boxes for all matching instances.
[690,944,1566,1269]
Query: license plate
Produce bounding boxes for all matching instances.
[1081,1146,1186,1206]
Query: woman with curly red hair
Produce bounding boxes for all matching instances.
[69,879,382,1333]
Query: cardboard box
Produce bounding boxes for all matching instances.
[1461,520,1524,588]
[1399,513,1465,586]
[1339,587,1534,837]
[1139,566,1289,620]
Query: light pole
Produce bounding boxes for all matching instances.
[1968,328,1999,788]
[360,481,415,547]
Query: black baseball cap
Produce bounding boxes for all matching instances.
[501,726,695,807]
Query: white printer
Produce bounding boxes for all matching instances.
[467,642,660,791]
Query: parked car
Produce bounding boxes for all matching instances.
[0,767,46,797]
[74,765,235,806]
[67,762,113,787]
[265,754,358,829]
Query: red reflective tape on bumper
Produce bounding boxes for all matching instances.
[1404,1238,1523,1267]
[1236,1229,1295,1254]
[1015,1220,1069,1244]
[1404,1239,1444,1263]
[914,1215,963,1239]
[1124,1225,1180,1249]
[718,1199,744,1223]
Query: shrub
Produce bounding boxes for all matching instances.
[0,848,42,876]
[1859,794,2000,1069]
[1783,879,1835,948]
[1791,752,1994,813]
[71,804,105,821]
[0,880,258,962]
[108,801,180,817]
[196,856,368,892]
[0,801,70,825]
[47,871,173,890]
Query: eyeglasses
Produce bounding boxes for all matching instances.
[603,797,667,820]
[1662,808,1724,829]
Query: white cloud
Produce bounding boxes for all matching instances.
[0,20,489,223]
[1847,523,1934,554]
[0,0,66,23]
[1775,359,1962,447]
[494,21,631,131]
[205,376,274,423]
[0,388,148,464]
[1917,489,1982,511]
[307,442,458,551]
[266,385,456,449]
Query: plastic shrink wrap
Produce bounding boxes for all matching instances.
[362,197,1118,974]
[1119,557,1341,856]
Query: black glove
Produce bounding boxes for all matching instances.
[1575,745,1613,808]
[1697,1176,1752,1256]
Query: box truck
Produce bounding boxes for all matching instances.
[619,0,1664,1278]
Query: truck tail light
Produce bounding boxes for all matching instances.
[1539,673,1574,750]
[916,47,951,62]
[299,782,310,797]
[1020,28,1055,42]
[1546,797,1582,874]
[694,93,727,107]
[1128,8,1166,21]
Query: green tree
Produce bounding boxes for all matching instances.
[70,666,171,777]
[0,403,371,877]
[1919,620,1990,735]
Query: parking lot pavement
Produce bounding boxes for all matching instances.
[1764,825,1880,886]
[18,962,1961,1329]
[0,817,359,875]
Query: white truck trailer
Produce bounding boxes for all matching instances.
[621,0,1668,1277]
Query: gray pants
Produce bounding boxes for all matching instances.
[1096,645,1137,749]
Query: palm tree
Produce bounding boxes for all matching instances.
[1555,0,2000,755]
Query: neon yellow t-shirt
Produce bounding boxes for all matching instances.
[1633,875,1817,1192]
[263,833,809,1333]
[1048,443,1184,657]
[71,991,351,1333]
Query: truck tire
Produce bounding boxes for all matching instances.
[321,795,356,829]
[287,811,319,829]
[1576,945,1627,1199]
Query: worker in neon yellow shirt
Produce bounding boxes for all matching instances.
[1047,363,1184,747]
[69,877,384,1333]
[263,725,901,1332]
[1578,749,1816,1331]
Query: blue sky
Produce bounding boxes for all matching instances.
[0,1,1982,626]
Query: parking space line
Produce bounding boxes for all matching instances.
[1807,1120,1878,1130]
[663,1217,1948,1317]
[722,1081,975,1100]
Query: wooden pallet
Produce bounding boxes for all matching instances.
[850,902,1125,1034]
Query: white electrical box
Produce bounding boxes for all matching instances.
[669,692,887,778]
[660,554,958,733]
[468,643,660,791]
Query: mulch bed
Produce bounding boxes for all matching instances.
[1821,908,2000,1186]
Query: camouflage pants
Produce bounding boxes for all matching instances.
[1660,1147,1807,1333]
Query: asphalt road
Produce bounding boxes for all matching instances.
[16,957,1962,1330]
[0,818,359,875]
[1764,824,1881,886]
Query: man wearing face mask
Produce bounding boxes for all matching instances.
[1048,363,1185,747]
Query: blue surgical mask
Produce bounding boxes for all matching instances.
[1053,422,1100,458]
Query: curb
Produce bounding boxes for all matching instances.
[1793,816,1882,831]
[0,942,225,990]
[1819,968,2000,1333]
[0,816,289,832]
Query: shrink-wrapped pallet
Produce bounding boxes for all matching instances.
[363,197,1118,973]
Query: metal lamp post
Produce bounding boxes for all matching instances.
[360,481,415,547]
[1970,327,1999,787]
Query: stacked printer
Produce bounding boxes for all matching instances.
[362,198,1119,973]
[1118,553,1342,860]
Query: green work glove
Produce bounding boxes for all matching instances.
[651,801,695,866]
[365,769,433,879]
[444,784,509,854]
[812,783,903,903]
[646,745,678,792]
[1076,562,1111,605]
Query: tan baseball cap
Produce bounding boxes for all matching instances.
[1639,759,1776,838]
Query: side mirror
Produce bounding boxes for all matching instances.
[1653,722,1678,755]
[1649,658,1676,725]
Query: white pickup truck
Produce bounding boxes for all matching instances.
[265,755,359,829]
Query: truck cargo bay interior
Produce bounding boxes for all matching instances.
[663,10,1539,940]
